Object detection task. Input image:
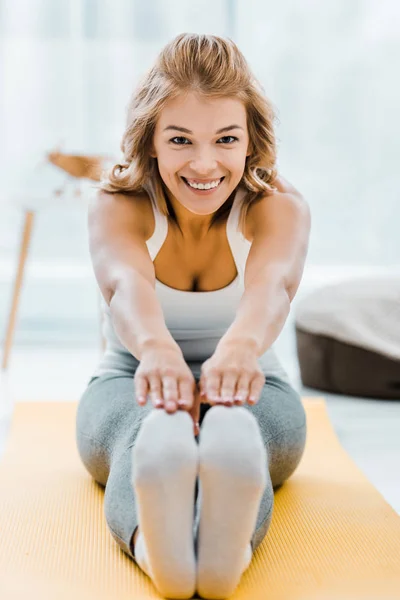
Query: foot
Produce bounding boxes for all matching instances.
[132,409,199,599]
[132,528,153,579]
[196,406,267,599]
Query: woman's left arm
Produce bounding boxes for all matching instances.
[216,180,311,357]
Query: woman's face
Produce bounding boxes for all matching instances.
[151,92,250,216]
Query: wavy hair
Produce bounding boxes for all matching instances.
[100,33,279,233]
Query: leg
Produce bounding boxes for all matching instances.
[131,408,198,598]
[244,375,307,552]
[75,373,153,558]
[193,375,307,551]
[194,375,307,598]
[75,368,200,599]
[196,404,266,599]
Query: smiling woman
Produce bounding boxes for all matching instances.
[76,33,309,599]
[100,33,281,237]
[147,92,252,233]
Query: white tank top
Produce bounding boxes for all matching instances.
[91,185,290,383]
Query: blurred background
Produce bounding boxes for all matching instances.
[0,1,399,507]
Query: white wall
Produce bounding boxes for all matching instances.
[0,0,398,345]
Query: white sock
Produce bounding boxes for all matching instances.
[131,409,199,599]
[134,530,152,578]
[196,405,267,599]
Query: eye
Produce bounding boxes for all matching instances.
[217,136,239,144]
[169,135,239,145]
[169,136,191,145]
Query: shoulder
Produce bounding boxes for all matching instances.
[246,186,310,241]
[91,188,154,239]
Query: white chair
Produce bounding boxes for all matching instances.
[0,156,105,372]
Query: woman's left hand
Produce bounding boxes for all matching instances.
[199,341,265,407]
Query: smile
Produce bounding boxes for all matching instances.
[181,176,225,193]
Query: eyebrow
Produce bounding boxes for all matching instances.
[163,124,244,134]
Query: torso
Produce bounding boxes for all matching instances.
[137,191,255,293]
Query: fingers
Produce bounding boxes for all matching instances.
[135,368,265,415]
[135,374,195,413]
[248,375,265,404]
[220,371,248,406]
[159,373,180,412]
[135,375,149,407]
[200,371,264,406]
[200,370,222,405]
[177,379,195,411]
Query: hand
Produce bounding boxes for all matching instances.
[199,340,265,407]
[134,343,196,412]
[133,342,199,436]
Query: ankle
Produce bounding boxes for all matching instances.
[131,526,140,556]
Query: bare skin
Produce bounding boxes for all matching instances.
[52,149,294,558]
[49,149,296,427]
[49,97,301,561]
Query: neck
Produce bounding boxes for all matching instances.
[164,186,237,241]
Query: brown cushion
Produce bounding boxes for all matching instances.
[294,277,400,399]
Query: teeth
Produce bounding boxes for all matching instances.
[185,178,222,190]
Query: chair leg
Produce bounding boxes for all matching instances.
[1,211,35,372]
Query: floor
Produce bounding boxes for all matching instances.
[1,306,399,516]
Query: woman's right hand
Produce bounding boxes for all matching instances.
[133,343,197,424]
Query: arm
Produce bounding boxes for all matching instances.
[216,182,311,356]
[89,190,182,359]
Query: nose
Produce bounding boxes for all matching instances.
[189,147,218,175]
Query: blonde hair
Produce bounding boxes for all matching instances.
[100,33,279,233]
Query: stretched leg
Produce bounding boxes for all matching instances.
[194,375,307,599]
[75,372,200,599]
[245,376,307,551]
[195,405,267,599]
[76,374,153,558]
[131,408,198,599]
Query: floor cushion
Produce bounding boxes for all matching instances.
[294,276,400,399]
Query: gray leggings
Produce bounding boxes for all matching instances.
[75,363,307,563]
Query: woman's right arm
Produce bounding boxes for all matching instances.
[88,191,180,360]
[88,189,180,359]
[88,190,199,425]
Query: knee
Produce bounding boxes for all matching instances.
[76,430,110,487]
[274,380,307,431]
[248,377,306,435]
[267,420,307,489]
[251,498,274,553]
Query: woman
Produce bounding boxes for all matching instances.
[76,33,311,600]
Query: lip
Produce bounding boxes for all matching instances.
[181,176,225,195]
[182,176,225,183]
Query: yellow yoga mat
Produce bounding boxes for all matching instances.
[0,398,399,600]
